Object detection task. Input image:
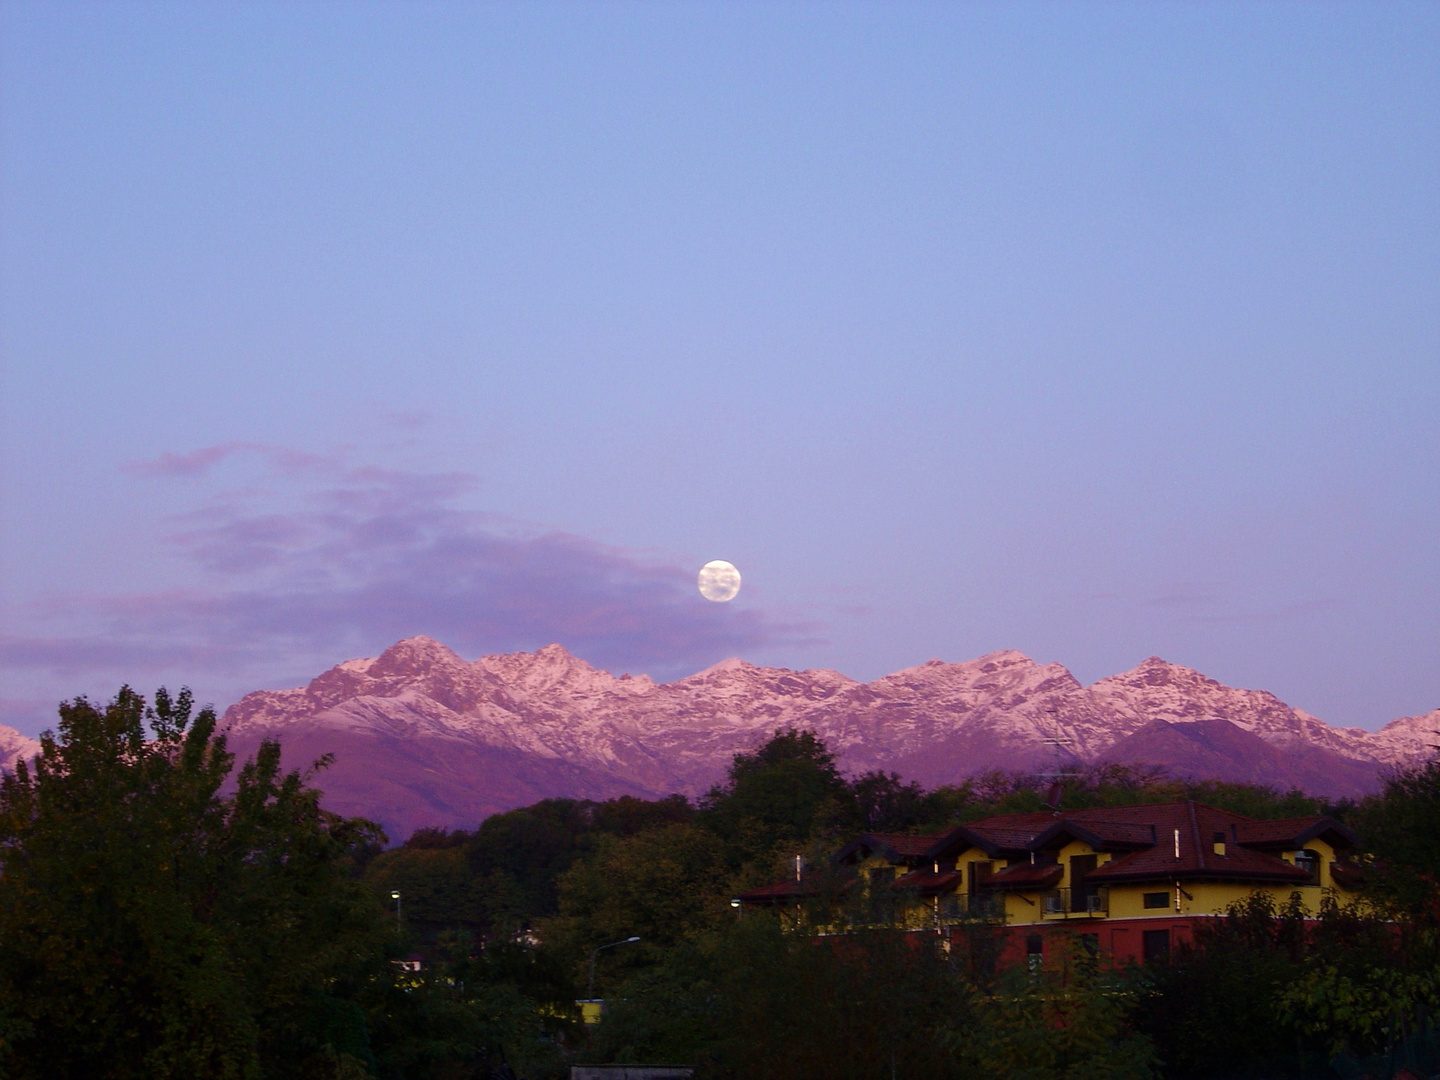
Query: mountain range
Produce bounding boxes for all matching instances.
[3,635,1435,842]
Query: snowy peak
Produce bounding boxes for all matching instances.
[868,651,1082,710]
[674,658,855,703]
[474,643,646,699]
[1372,708,1440,760]
[216,636,1438,838]
[0,724,40,773]
[370,636,468,677]
[1093,656,1224,694]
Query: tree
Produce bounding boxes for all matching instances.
[1134,892,1316,1078]
[698,729,857,869]
[0,688,388,1080]
[548,823,730,960]
[851,770,928,832]
[1352,757,1440,920]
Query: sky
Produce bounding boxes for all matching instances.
[1,2,1437,737]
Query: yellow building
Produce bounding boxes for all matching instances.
[740,802,1362,966]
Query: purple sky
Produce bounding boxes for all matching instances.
[2,3,1437,736]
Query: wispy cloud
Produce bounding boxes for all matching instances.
[3,447,818,721]
[123,442,335,479]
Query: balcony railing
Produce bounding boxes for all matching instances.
[936,893,1004,921]
[1041,887,1108,917]
[967,893,1005,919]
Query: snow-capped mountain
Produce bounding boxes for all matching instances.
[221,636,1439,841]
[0,726,41,774]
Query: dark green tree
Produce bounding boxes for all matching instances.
[1352,757,1440,920]
[0,688,388,1080]
[544,821,732,992]
[851,770,929,832]
[698,729,858,869]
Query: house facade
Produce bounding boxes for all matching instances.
[737,801,1362,967]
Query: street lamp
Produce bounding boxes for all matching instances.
[587,935,641,1000]
[390,890,402,930]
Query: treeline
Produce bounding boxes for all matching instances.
[362,731,1337,948]
[0,690,1437,1079]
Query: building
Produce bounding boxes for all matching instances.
[737,801,1362,966]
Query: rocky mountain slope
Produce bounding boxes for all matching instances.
[219,637,1439,841]
[0,727,41,774]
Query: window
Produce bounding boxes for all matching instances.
[967,861,993,894]
[1143,891,1170,909]
[1069,854,1098,912]
[1143,929,1170,963]
[1026,934,1043,973]
[868,866,896,922]
[1295,849,1321,885]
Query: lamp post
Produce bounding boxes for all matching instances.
[586,935,641,1001]
[390,890,402,931]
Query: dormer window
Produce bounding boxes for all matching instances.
[1294,850,1321,884]
[1212,832,1226,856]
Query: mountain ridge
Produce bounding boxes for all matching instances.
[214,636,1438,840]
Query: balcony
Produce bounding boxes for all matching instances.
[967,893,1005,919]
[936,893,1004,921]
[1041,887,1108,918]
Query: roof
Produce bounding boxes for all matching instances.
[736,868,858,905]
[1029,818,1157,852]
[986,863,1064,890]
[1231,817,1358,851]
[927,813,1061,859]
[892,868,964,895]
[1081,803,1312,885]
[834,831,947,866]
[746,801,1362,901]
[735,880,813,903]
[1330,862,1365,889]
[930,803,1338,885]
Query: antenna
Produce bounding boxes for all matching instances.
[1037,734,1079,774]
[1037,734,1081,808]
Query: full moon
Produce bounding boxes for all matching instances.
[697,560,741,602]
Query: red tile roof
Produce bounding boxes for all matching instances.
[1232,817,1357,850]
[746,802,1361,902]
[737,868,858,904]
[934,803,1336,885]
[870,832,946,858]
[1329,862,1365,889]
[928,813,1063,857]
[1080,803,1311,884]
[735,880,813,902]
[892,868,964,894]
[1030,818,1157,851]
[987,863,1064,890]
[835,831,947,865]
